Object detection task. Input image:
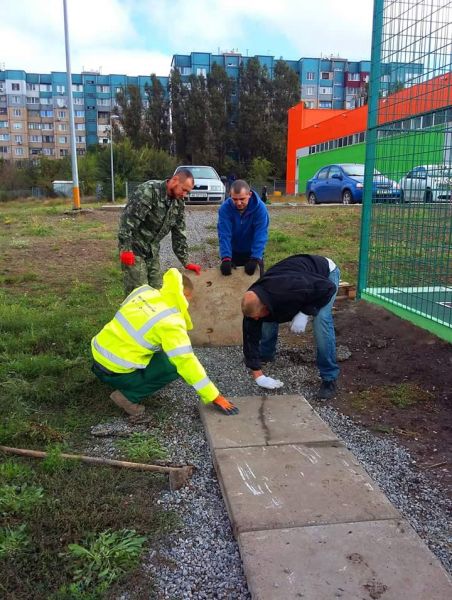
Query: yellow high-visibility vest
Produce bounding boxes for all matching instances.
[91,269,219,404]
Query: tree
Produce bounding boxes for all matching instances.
[207,64,234,173]
[115,85,149,148]
[268,60,301,177]
[185,74,212,164]
[169,68,187,159]
[145,74,171,152]
[248,157,273,188]
[237,58,271,170]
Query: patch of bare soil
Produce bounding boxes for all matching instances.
[284,300,452,493]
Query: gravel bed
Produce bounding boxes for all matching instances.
[105,207,451,597]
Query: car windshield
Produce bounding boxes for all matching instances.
[342,165,365,177]
[178,166,218,179]
[427,167,452,177]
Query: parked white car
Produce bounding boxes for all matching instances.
[174,165,225,204]
[399,165,452,203]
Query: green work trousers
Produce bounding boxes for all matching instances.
[92,351,179,404]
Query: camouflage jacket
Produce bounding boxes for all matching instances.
[118,180,188,265]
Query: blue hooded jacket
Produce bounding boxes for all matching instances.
[217,190,269,259]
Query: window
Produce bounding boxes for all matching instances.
[42,123,53,130]
[0,134,10,141]
[328,166,342,178]
[28,110,40,117]
[40,110,53,117]
[27,96,40,104]
[15,135,22,143]
[59,136,68,144]
[76,136,85,143]
[13,109,21,117]
[96,85,110,93]
[73,97,84,105]
[0,107,6,115]
[56,85,65,93]
[75,123,85,130]
[306,72,315,80]
[115,87,123,94]
[12,83,20,91]
[75,110,85,117]
[28,123,41,130]
[0,84,5,93]
[11,95,21,104]
[15,147,24,156]
[56,98,67,108]
[76,148,86,156]
[317,167,329,179]
[321,72,332,80]
[40,84,51,92]
[319,87,330,95]
[43,148,54,156]
[196,67,207,77]
[40,97,51,104]
[0,146,8,153]
[97,98,110,106]
[30,148,42,155]
[72,84,83,92]
[381,75,390,83]
[305,100,315,108]
[181,67,191,75]
[306,86,314,95]
[57,110,66,118]
[58,123,68,131]
[0,121,8,128]
[29,135,42,142]
[348,73,360,81]
[60,149,69,156]
[26,83,38,91]
[42,135,54,143]
[319,101,332,108]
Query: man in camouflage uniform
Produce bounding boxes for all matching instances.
[118,169,201,294]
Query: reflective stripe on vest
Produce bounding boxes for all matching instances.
[115,312,161,351]
[120,285,154,307]
[139,307,179,336]
[193,376,211,391]
[166,344,193,358]
[92,337,146,370]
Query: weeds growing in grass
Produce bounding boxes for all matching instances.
[0,524,30,558]
[117,433,168,462]
[63,529,147,595]
[0,460,33,483]
[0,483,44,515]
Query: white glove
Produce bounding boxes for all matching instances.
[255,375,284,389]
[290,311,309,334]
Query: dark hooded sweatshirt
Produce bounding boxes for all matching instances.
[243,254,337,370]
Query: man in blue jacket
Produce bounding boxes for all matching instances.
[217,179,269,276]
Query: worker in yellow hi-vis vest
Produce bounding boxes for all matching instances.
[91,268,239,417]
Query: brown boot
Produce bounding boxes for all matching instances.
[110,391,145,416]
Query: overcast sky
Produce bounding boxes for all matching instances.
[1,0,374,76]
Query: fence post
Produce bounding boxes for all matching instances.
[125,181,129,203]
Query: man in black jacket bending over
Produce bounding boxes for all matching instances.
[241,254,340,400]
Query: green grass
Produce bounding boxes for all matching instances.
[351,383,433,411]
[117,433,168,462]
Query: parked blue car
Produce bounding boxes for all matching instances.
[306,163,401,204]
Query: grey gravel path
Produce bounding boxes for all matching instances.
[112,207,451,598]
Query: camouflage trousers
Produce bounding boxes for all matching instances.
[122,253,162,295]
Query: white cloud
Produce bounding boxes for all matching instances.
[0,0,373,76]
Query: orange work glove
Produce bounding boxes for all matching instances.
[185,263,201,275]
[212,395,239,415]
[120,250,135,266]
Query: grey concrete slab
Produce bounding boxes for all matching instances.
[214,445,400,534]
[238,520,452,599]
[200,395,340,448]
[185,266,259,346]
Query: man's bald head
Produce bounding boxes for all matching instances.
[241,291,270,320]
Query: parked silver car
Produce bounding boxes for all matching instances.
[174,165,225,204]
[399,164,452,202]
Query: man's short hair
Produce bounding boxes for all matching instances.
[182,274,194,292]
[241,291,263,318]
[230,179,250,194]
[175,169,194,183]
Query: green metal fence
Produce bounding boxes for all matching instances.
[358,0,452,342]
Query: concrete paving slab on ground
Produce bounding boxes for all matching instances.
[185,266,259,346]
[200,395,340,448]
[238,520,452,599]
[214,444,400,535]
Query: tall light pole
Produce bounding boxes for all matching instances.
[62,0,80,210]
[110,115,119,203]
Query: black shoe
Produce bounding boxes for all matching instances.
[317,380,337,401]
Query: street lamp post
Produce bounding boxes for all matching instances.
[110,115,119,203]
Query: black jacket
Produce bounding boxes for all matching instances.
[243,254,337,370]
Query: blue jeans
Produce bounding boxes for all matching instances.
[259,267,340,382]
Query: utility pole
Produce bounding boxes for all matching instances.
[62,0,80,210]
